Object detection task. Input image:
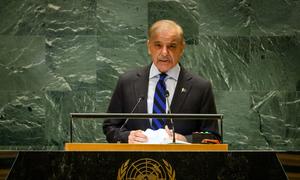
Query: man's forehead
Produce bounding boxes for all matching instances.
[153,39,178,44]
[154,26,179,35]
[150,31,181,42]
[151,21,181,33]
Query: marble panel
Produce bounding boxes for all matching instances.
[44,90,104,148]
[95,61,119,113]
[97,0,148,48]
[0,35,60,92]
[196,0,251,36]
[215,91,300,150]
[249,35,300,91]
[182,34,300,91]
[148,0,250,38]
[215,91,271,150]
[251,0,300,35]
[0,91,46,147]
[148,1,200,43]
[0,0,46,35]
[250,91,300,150]
[45,0,97,36]
[182,36,251,90]
[45,35,97,90]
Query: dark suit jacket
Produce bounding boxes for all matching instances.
[103,64,218,143]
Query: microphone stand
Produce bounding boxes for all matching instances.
[165,90,176,144]
[116,97,144,143]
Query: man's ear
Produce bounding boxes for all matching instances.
[147,40,151,55]
[180,41,185,56]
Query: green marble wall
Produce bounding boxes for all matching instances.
[0,0,299,150]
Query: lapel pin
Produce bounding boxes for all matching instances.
[181,88,186,93]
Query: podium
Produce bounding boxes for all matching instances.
[64,143,228,151]
[7,147,287,179]
[6,115,287,179]
[1,113,280,179]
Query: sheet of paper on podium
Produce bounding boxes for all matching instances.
[142,129,189,144]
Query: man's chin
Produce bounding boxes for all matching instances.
[157,65,171,73]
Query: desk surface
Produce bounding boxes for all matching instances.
[64,143,228,151]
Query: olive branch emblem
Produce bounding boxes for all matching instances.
[117,158,175,180]
[163,159,176,180]
[117,159,130,180]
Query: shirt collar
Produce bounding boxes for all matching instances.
[149,63,180,80]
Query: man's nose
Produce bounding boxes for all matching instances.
[161,45,168,56]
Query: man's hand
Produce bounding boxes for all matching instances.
[128,130,148,144]
[165,126,187,142]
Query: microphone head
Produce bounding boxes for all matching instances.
[165,90,170,97]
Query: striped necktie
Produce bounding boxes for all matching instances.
[152,73,167,130]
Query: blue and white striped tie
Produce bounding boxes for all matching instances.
[152,73,167,130]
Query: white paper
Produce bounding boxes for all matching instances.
[142,129,172,144]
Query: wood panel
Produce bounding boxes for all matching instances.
[65,143,228,151]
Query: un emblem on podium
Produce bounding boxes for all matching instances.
[117,158,175,180]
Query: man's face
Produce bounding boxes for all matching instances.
[147,28,185,73]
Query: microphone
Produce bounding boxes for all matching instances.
[165,90,176,143]
[116,96,144,143]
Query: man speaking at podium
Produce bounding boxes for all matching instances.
[103,20,218,144]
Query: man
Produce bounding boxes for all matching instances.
[103,20,218,144]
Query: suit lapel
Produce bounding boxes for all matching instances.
[134,66,150,113]
[171,67,192,113]
[134,65,151,128]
